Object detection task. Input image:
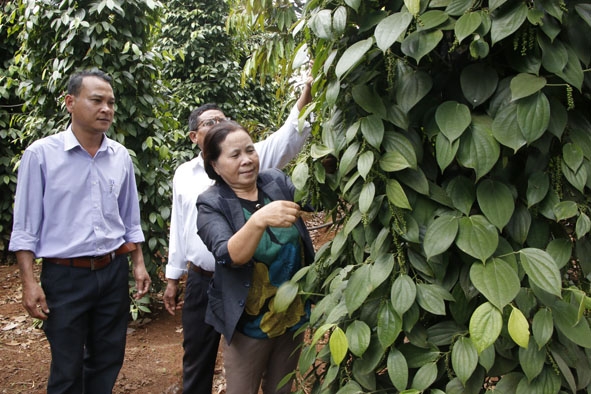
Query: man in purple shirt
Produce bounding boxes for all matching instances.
[9,69,151,394]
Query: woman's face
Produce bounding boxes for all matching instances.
[212,129,260,192]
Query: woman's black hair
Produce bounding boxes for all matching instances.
[202,120,248,183]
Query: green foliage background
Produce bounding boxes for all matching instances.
[4,0,591,391]
[0,1,21,260]
[0,0,299,296]
[266,0,591,392]
[1,0,176,296]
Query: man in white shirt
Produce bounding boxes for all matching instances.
[164,81,312,393]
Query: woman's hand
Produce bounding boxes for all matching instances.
[228,200,302,265]
[253,200,301,228]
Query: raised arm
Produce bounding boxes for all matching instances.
[256,77,314,170]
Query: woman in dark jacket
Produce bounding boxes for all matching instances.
[196,120,314,394]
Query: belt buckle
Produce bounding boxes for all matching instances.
[90,256,98,271]
[89,252,114,270]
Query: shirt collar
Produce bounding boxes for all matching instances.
[196,152,205,166]
[64,126,113,153]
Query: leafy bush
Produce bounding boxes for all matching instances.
[0,0,299,302]
[156,0,284,149]
[0,1,23,259]
[2,0,174,293]
[279,0,591,392]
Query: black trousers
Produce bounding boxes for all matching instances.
[182,268,220,394]
[41,255,130,394]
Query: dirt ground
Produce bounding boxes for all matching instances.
[0,215,335,394]
[0,262,191,394]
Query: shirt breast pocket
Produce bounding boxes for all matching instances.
[102,179,121,218]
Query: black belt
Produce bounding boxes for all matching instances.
[190,263,213,278]
[44,242,137,270]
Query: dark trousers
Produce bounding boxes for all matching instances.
[41,255,130,394]
[182,268,220,394]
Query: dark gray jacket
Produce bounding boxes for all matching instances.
[196,168,315,344]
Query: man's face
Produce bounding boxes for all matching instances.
[189,109,227,150]
[65,76,115,136]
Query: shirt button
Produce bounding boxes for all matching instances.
[243,282,250,288]
[238,300,245,307]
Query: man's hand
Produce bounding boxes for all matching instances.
[22,281,50,320]
[163,279,183,315]
[132,264,151,299]
[130,245,151,299]
[16,250,49,320]
[296,74,313,111]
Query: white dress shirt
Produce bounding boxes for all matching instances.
[165,105,311,279]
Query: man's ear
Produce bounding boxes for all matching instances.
[189,131,199,144]
[65,94,75,113]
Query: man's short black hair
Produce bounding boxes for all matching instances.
[67,69,112,96]
[188,103,223,132]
